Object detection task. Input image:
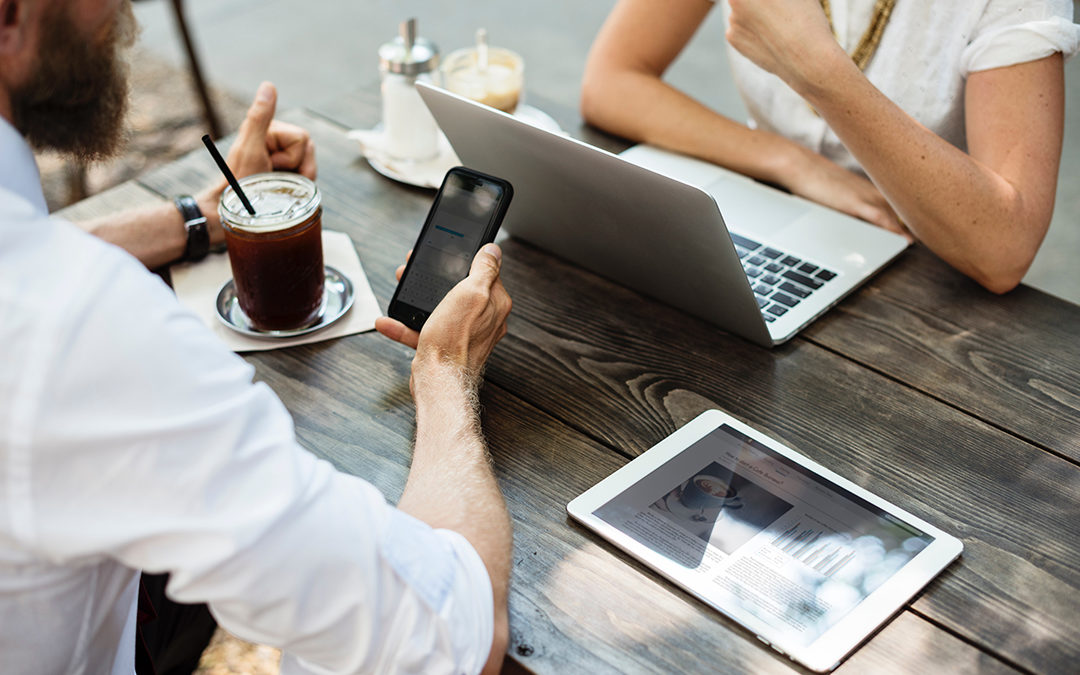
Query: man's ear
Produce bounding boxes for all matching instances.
[0,0,28,55]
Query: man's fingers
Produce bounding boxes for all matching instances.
[266,120,312,171]
[468,244,502,286]
[392,250,413,282]
[269,140,317,179]
[299,139,317,180]
[375,316,420,350]
[266,120,307,150]
[226,82,278,176]
[238,82,277,144]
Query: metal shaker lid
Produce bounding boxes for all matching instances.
[379,18,439,76]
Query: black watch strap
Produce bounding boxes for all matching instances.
[174,195,209,262]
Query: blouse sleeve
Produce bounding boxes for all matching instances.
[961,0,1080,74]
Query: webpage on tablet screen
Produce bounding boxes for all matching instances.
[593,425,933,646]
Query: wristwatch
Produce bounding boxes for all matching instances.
[174,195,209,262]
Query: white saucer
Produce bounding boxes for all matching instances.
[349,127,460,189]
[349,104,563,190]
[512,104,562,135]
[215,266,355,339]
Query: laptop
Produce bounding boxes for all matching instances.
[416,83,909,347]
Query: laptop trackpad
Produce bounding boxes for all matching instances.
[705,176,810,240]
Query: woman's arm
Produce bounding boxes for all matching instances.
[581,0,907,237]
[726,0,1066,293]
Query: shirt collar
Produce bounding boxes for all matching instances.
[0,116,48,216]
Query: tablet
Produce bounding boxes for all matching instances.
[567,409,962,671]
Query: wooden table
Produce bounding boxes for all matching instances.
[60,85,1080,674]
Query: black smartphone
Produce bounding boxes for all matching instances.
[388,167,514,331]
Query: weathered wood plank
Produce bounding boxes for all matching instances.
[485,238,1080,674]
[134,109,1080,673]
[802,247,1080,461]
[313,88,1080,461]
[838,612,1018,675]
[53,181,163,222]
[241,330,1018,675]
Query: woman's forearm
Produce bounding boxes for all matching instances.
[582,67,803,186]
[792,49,1064,293]
[581,0,825,189]
[581,0,910,238]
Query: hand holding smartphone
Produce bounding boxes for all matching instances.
[388,167,514,331]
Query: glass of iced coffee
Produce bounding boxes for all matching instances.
[219,173,324,331]
[441,44,524,114]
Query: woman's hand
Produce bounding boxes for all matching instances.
[726,0,842,89]
[783,146,912,241]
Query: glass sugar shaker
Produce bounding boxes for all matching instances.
[379,18,440,162]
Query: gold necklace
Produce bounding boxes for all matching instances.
[820,0,896,72]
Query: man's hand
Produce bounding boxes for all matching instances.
[225,81,317,180]
[376,244,512,391]
[195,81,317,246]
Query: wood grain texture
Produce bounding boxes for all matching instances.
[312,88,1080,463]
[484,238,1080,674]
[838,613,1019,675]
[129,106,1078,673]
[235,328,1019,675]
[802,246,1080,461]
[53,181,163,222]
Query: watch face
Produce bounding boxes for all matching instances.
[176,196,210,262]
[185,219,209,259]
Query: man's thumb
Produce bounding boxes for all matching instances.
[470,243,502,283]
[241,82,277,137]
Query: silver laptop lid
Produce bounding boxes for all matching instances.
[417,82,773,347]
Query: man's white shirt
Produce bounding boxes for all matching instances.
[0,117,493,675]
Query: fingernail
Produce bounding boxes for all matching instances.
[482,243,502,262]
[256,82,274,103]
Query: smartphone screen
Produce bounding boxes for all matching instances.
[389,168,513,330]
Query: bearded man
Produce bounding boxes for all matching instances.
[0,2,514,674]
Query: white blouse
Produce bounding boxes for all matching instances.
[717,0,1080,173]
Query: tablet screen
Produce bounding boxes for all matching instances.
[592,423,934,649]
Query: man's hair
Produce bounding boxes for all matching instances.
[11,0,136,161]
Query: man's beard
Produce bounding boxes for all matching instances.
[11,1,136,161]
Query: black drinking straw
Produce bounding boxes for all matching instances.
[201,134,256,215]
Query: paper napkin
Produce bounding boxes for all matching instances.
[171,229,382,352]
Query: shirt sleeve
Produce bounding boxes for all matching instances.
[961,0,1080,74]
[18,233,493,675]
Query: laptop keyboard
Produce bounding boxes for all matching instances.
[731,233,838,323]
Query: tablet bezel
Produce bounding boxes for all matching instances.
[566,409,963,672]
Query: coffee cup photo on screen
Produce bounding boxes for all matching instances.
[650,462,793,554]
